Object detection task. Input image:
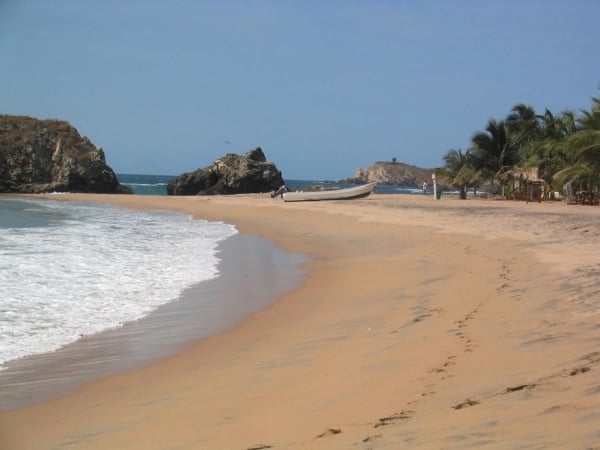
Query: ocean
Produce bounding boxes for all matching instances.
[117,173,428,196]
[0,198,237,371]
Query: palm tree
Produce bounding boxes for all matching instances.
[506,104,542,153]
[557,97,600,192]
[507,103,539,131]
[436,148,475,199]
[518,109,578,196]
[470,119,520,195]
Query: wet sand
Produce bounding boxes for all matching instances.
[0,232,306,411]
[1,193,599,449]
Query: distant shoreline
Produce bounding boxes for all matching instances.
[116,173,441,196]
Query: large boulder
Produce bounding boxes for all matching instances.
[167,147,284,195]
[0,115,131,194]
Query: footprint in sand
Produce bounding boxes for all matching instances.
[316,428,342,438]
[452,398,480,409]
[362,433,383,443]
[374,410,414,428]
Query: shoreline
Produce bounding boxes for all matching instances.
[1,193,599,449]
[0,229,306,412]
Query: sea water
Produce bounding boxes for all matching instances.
[0,198,237,370]
[116,173,431,196]
[118,173,174,195]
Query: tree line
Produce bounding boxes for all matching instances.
[436,95,600,200]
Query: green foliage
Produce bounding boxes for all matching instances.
[470,119,520,194]
[554,97,600,191]
[437,148,475,199]
[456,94,600,197]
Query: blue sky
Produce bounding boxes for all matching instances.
[1,1,599,180]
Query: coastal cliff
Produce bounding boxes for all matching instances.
[167,147,284,195]
[0,115,131,194]
[341,161,433,186]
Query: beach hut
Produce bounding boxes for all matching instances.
[499,168,545,203]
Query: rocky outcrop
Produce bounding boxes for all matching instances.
[341,161,433,186]
[0,115,131,194]
[167,147,284,195]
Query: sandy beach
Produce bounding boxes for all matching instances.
[1,193,599,449]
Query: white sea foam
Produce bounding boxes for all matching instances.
[0,200,237,369]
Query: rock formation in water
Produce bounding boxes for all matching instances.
[167,147,284,195]
[0,115,131,194]
[341,161,433,186]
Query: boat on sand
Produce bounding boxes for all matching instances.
[282,182,376,202]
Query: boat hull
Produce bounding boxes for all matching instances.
[282,182,376,202]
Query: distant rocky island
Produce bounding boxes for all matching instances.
[341,161,433,186]
[0,115,131,194]
[167,147,284,195]
[168,154,434,195]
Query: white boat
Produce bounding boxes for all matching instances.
[282,182,377,202]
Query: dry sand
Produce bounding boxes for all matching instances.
[1,193,599,449]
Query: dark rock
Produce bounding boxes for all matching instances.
[0,115,131,194]
[167,147,284,195]
[340,161,433,187]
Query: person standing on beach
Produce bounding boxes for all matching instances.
[422,181,428,194]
